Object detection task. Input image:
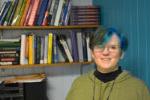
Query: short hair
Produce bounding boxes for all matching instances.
[89,26,128,52]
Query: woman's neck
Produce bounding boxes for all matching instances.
[94,66,122,83]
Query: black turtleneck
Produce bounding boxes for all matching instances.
[94,67,122,83]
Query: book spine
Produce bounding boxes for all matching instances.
[36,0,49,26]
[20,0,31,26]
[54,0,64,26]
[28,34,34,64]
[0,1,11,25]
[44,35,48,64]
[27,0,40,26]
[42,0,52,26]
[7,0,19,25]
[0,53,19,58]
[47,33,53,64]
[20,34,26,65]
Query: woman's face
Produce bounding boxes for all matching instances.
[91,34,122,73]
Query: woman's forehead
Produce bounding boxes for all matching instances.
[106,34,120,45]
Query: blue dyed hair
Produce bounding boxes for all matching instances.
[89,26,128,52]
[102,28,128,52]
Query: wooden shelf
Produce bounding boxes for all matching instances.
[0,25,98,30]
[0,61,93,69]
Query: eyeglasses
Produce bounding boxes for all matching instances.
[93,44,121,53]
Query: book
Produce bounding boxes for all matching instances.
[20,0,31,26]
[11,0,24,25]
[70,31,79,62]
[36,0,49,25]
[42,0,52,26]
[44,35,48,64]
[76,32,84,62]
[23,0,34,25]
[0,1,11,25]
[27,0,40,26]
[47,33,53,64]
[50,0,59,25]
[1,73,46,83]
[15,0,27,26]
[7,0,19,25]
[40,36,45,64]
[35,36,41,64]
[60,0,71,25]
[0,53,19,58]
[3,0,14,26]
[56,35,68,62]
[54,0,65,26]
[0,57,19,62]
[0,1,7,23]
[28,34,34,64]
[20,34,26,64]
[0,61,19,65]
[52,34,58,63]
[58,34,73,62]
[86,33,92,61]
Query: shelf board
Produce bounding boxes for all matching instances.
[0,61,94,69]
[0,25,98,30]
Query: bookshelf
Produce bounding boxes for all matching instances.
[0,25,97,69]
[0,0,100,69]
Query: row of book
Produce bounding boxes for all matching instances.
[70,6,100,25]
[0,31,93,66]
[0,0,100,26]
[0,0,71,26]
[0,38,20,65]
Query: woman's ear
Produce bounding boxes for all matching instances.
[120,52,124,59]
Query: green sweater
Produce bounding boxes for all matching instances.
[66,70,150,100]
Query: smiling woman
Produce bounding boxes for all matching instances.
[66,26,150,100]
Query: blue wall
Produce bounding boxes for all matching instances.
[93,0,150,88]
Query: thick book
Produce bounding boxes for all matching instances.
[11,0,24,25]
[20,0,31,26]
[15,0,27,26]
[42,0,52,26]
[40,36,44,64]
[57,34,73,62]
[20,34,26,65]
[28,34,35,64]
[23,0,34,25]
[43,35,48,64]
[76,32,84,62]
[70,31,79,62]
[47,33,53,64]
[54,0,65,26]
[0,53,19,58]
[0,61,19,65]
[0,57,19,62]
[36,0,49,26]
[86,33,92,61]
[7,0,19,25]
[0,1,11,25]
[0,1,7,21]
[52,34,58,63]
[27,0,40,26]
[35,36,41,64]
[60,0,71,25]
[0,1,7,25]
[47,0,55,25]
[3,1,14,26]
[50,0,59,25]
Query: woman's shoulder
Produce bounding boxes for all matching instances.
[119,70,149,90]
[72,70,95,86]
